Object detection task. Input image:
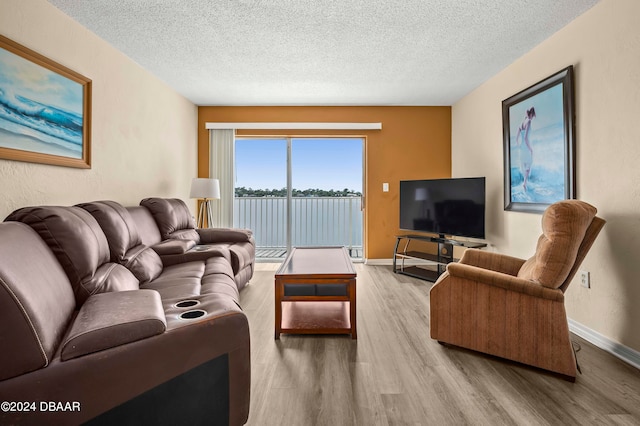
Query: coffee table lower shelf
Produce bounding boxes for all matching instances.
[279,301,352,336]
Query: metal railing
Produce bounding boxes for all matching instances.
[234,196,363,258]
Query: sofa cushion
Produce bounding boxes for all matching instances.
[140,198,200,242]
[126,206,163,246]
[5,206,139,305]
[0,222,76,381]
[517,200,597,289]
[122,244,164,283]
[78,200,142,261]
[61,290,166,361]
[78,201,163,283]
[141,261,204,301]
[141,258,239,303]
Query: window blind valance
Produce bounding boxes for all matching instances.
[206,122,381,130]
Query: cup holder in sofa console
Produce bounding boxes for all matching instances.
[179,310,207,320]
[175,300,199,308]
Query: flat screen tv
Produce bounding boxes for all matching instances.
[399,177,486,239]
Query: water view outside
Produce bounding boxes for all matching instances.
[234,138,363,259]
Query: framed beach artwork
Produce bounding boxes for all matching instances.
[0,35,91,168]
[502,66,575,213]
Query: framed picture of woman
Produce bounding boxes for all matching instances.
[502,66,575,213]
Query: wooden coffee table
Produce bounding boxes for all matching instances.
[275,246,357,339]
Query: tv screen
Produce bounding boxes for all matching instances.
[399,177,485,239]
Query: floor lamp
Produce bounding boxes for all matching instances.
[190,178,220,228]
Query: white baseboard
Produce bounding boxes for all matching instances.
[568,318,640,370]
[363,258,393,265]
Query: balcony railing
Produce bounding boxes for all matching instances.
[234,196,363,259]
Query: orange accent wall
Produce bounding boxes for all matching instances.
[197,106,451,259]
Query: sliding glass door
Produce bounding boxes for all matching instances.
[234,137,364,260]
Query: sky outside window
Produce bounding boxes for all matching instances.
[235,138,362,193]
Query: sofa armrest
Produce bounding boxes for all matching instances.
[458,248,526,276]
[446,263,564,302]
[151,239,196,255]
[61,290,166,361]
[197,227,254,244]
[1,297,251,425]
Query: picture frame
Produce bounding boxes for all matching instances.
[502,66,575,213]
[0,34,91,168]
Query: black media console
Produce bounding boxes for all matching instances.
[392,234,487,282]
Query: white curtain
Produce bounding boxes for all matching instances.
[209,129,235,228]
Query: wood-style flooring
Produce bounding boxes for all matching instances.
[241,263,640,426]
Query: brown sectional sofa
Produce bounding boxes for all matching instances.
[0,198,255,425]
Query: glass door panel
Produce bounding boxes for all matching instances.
[234,138,287,259]
[291,138,364,259]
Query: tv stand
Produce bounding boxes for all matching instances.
[393,234,487,282]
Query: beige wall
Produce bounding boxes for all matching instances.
[452,0,640,352]
[0,0,198,219]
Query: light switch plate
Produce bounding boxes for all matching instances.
[382,182,389,192]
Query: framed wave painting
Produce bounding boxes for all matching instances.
[502,66,575,213]
[0,35,91,168]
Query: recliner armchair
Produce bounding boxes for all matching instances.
[430,200,605,380]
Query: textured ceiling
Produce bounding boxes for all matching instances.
[47,0,599,106]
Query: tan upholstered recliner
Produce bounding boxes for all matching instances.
[429,200,605,380]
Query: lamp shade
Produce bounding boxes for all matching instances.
[190,178,220,199]
[415,187,429,201]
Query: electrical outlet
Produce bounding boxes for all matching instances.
[580,270,590,288]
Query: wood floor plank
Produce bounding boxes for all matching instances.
[242,264,640,425]
[350,361,390,426]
